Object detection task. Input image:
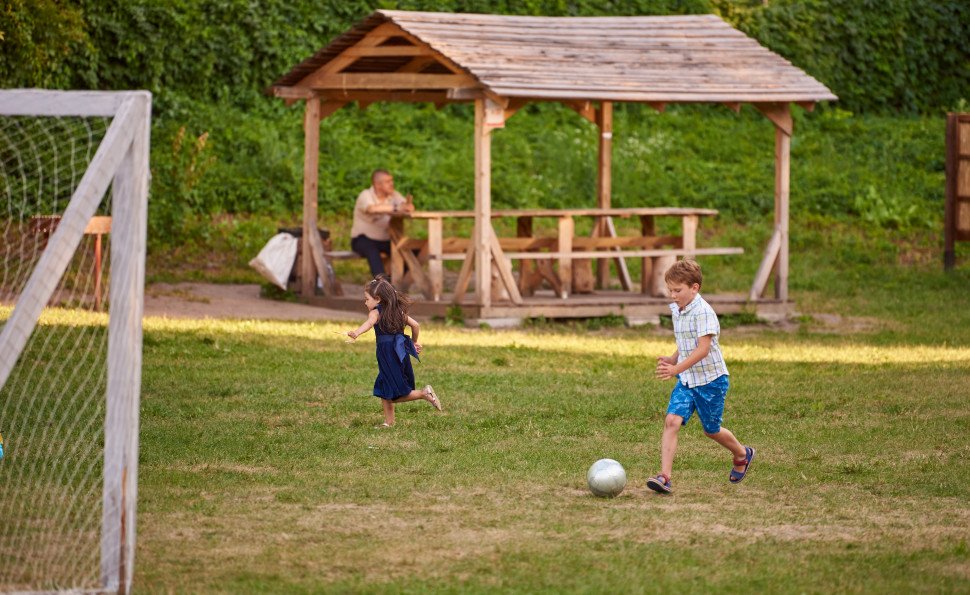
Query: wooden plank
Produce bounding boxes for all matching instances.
[474,99,493,307]
[557,216,574,298]
[501,247,743,260]
[489,233,523,304]
[301,98,320,297]
[603,216,633,291]
[427,217,443,301]
[946,113,960,270]
[749,228,781,301]
[395,237,434,300]
[452,243,476,304]
[774,124,791,301]
[308,225,342,296]
[343,45,435,57]
[565,100,596,124]
[309,73,478,90]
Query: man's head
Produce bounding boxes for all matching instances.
[372,169,394,197]
[664,259,702,310]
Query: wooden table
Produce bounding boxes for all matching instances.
[388,208,741,302]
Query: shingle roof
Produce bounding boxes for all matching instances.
[273,10,837,104]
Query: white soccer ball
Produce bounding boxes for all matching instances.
[586,458,627,498]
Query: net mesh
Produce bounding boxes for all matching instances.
[0,113,114,591]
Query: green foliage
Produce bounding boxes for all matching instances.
[714,0,970,114]
[0,0,89,88]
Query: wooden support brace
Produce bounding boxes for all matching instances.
[489,233,523,304]
[452,243,476,304]
[754,102,793,137]
[749,227,782,301]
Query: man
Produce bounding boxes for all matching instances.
[350,169,414,276]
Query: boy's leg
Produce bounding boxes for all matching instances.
[661,414,684,479]
[703,427,747,470]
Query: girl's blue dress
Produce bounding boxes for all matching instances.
[373,305,419,400]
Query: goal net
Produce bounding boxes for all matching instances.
[0,90,150,594]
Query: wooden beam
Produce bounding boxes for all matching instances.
[474,99,493,307]
[342,45,434,57]
[309,73,477,90]
[297,23,400,87]
[722,102,741,113]
[647,102,667,113]
[796,101,816,112]
[396,56,438,74]
[755,102,793,136]
[603,216,633,291]
[452,243,476,304]
[595,101,613,288]
[301,97,321,297]
[428,217,443,301]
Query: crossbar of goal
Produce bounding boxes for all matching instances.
[0,89,151,595]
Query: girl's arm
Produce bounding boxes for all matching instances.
[347,309,380,340]
[406,315,421,353]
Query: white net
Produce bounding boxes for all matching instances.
[0,110,117,591]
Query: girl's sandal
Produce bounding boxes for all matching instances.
[730,446,755,483]
[425,385,442,411]
[377,422,392,429]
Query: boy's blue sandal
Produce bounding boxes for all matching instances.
[730,446,755,483]
[646,473,672,494]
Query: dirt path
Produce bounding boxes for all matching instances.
[144,283,360,322]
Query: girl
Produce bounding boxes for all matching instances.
[346,276,442,427]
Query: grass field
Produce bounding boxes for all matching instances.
[123,264,970,592]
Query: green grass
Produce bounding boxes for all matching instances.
[128,262,970,592]
[5,235,970,592]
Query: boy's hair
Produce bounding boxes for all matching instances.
[664,259,703,287]
[365,274,412,333]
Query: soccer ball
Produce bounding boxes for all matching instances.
[586,458,626,498]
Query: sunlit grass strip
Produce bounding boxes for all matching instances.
[5,308,968,366]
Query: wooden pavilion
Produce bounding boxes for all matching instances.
[271,10,836,323]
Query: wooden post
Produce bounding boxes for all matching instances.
[945,114,957,270]
[474,99,493,307]
[103,92,151,595]
[558,215,574,298]
[595,101,613,288]
[682,215,698,259]
[774,124,791,301]
[428,217,443,301]
[640,215,654,295]
[301,97,321,297]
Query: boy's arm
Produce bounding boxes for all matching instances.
[656,335,712,380]
[347,309,380,339]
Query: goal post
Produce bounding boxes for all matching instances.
[0,89,150,594]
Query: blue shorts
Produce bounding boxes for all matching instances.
[666,375,729,434]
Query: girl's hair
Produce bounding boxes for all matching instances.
[365,275,412,333]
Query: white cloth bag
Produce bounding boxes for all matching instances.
[248,233,298,290]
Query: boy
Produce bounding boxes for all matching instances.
[647,260,754,494]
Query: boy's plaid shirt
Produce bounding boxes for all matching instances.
[669,294,729,387]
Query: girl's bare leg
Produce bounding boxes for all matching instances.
[661,414,683,478]
[381,399,395,426]
[704,427,747,471]
[392,387,432,404]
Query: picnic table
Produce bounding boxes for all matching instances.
[376,207,742,303]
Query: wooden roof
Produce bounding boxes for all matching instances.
[273,10,837,106]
